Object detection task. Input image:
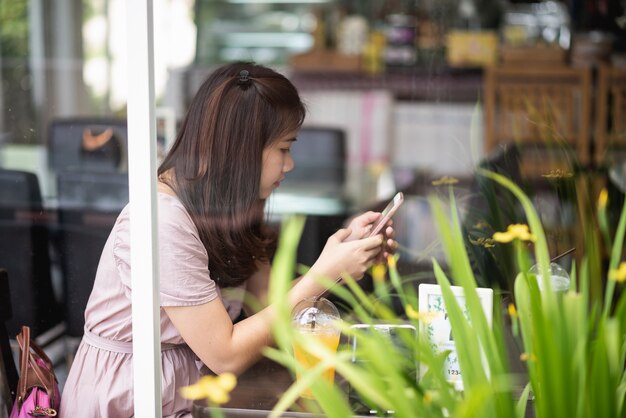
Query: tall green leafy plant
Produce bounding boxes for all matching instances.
[264,169,625,418]
[480,169,626,418]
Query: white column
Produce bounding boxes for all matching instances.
[126,1,162,417]
[27,0,45,122]
[51,0,88,116]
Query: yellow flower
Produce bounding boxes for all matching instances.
[405,305,419,320]
[405,305,440,323]
[372,263,387,283]
[492,224,536,243]
[179,373,237,405]
[431,176,459,186]
[386,254,397,270]
[507,303,517,318]
[609,262,626,283]
[598,188,608,211]
[423,390,434,405]
[519,352,536,362]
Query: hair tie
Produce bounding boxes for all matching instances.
[238,70,251,86]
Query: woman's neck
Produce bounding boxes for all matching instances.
[157,171,177,197]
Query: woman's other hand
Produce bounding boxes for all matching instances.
[380,222,398,261]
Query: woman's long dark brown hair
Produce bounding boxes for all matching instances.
[158,62,306,287]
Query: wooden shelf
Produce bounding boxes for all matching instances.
[289,66,483,102]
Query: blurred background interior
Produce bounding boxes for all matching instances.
[0,0,625,409]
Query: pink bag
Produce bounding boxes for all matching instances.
[10,326,60,417]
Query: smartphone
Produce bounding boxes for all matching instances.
[368,192,404,237]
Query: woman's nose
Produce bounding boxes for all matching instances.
[284,153,294,173]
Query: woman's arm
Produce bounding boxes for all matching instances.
[243,261,271,315]
[164,228,383,375]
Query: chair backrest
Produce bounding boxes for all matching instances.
[56,170,129,212]
[47,117,128,173]
[484,65,592,176]
[0,269,18,414]
[0,169,63,338]
[55,171,126,337]
[0,169,42,210]
[595,64,626,167]
[284,126,346,186]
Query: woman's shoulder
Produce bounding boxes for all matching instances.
[112,191,199,249]
[157,192,195,228]
[158,191,185,212]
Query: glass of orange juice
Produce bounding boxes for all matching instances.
[292,297,341,399]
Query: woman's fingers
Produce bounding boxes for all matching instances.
[345,211,380,241]
[333,227,352,242]
[358,211,380,224]
[315,228,391,281]
[362,234,384,249]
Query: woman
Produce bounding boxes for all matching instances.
[60,62,393,417]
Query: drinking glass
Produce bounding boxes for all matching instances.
[529,262,571,293]
[291,297,341,399]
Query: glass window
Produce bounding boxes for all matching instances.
[1,0,624,414]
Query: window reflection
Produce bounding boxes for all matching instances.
[0,0,625,411]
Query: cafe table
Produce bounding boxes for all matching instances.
[192,356,535,418]
[192,356,373,418]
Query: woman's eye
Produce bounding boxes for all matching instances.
[281,148,291,153]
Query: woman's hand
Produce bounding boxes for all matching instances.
[379,222,397,261]
[310,228,383,281]
[344,211,380,241]
[345,211,398,260]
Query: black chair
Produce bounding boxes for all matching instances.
[0,168,43,208]
[0,269,19,414]
[56,170,129,212]
[0,169,63,339]
[55,171,128,342]
[56,219,116,340]
[47,117,128,173]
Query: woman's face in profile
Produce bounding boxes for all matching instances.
[259,131,297,199]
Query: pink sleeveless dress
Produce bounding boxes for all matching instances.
[59,193,245,417]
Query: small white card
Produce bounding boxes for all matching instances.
[418,283,493,391]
